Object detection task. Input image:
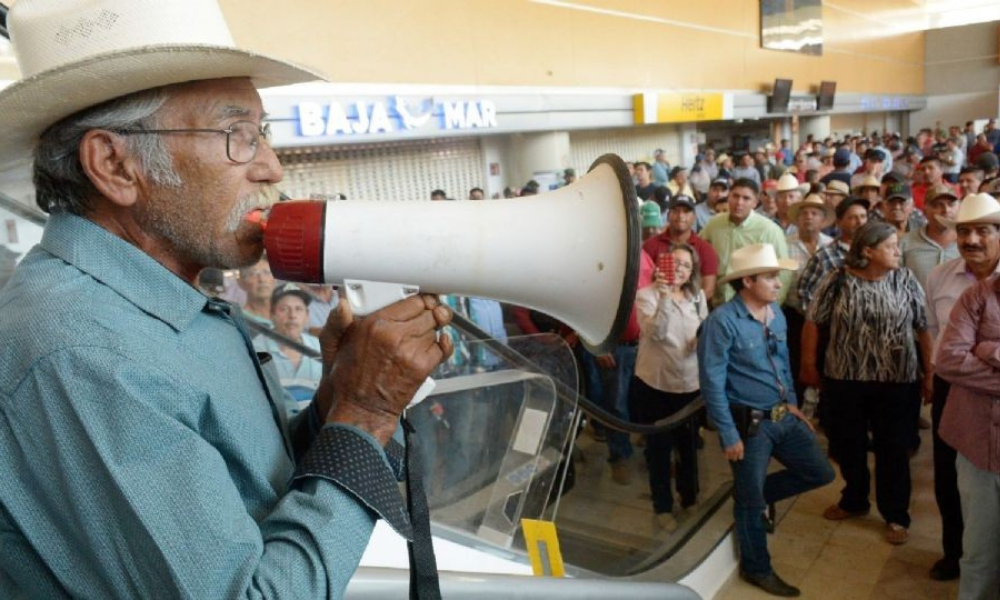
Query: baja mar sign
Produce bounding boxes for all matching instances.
[296,97,498,138]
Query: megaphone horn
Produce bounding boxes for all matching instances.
[264,153,641,355]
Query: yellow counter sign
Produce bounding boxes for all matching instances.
[634,92,732,124]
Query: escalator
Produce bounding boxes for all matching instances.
[335,320,741,599]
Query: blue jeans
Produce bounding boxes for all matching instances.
[598,344,637,463]
[730,412,835,576]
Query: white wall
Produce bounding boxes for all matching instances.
[911,20,1000,130]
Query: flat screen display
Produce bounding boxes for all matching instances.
[769,78,792,113]
[817,81,837,110]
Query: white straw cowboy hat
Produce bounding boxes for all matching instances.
[719,243,798,284]
[0,0,323,205]
[776,173,809,195]
[939,193,1000,229]
[788,193,831,221]
[823,180,850,198]
[852,175,881,193]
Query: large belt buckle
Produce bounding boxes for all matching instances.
[771,404,788,421]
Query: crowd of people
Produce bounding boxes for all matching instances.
[419,125,1000,598]
[608,127,1000,597]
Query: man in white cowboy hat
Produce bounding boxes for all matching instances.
[784,194,833,406]
[699,243,834,598]
[922,193,1000,584]
[774,172,809,234]
[0,1,454,597]
[899,183,959,291]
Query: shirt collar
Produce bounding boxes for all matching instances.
[41,212,209,332]
[731,293,772,324]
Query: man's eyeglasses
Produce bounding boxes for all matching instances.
[112,120,271,164]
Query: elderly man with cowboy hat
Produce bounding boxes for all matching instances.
[923,193,1000,584]
[784,194,833,404]
[699,244,835,597]
[0,1,455,598]
[774,172,809,234]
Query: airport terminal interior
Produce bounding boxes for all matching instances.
[2,0,1000,598]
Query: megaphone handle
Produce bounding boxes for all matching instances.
[342,279,421,316]
[339,280,436,407]
[407,377,437,408]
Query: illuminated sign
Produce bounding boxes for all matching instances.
[859,96,910,110]
[634,92,732,124]
[296,97,498,138]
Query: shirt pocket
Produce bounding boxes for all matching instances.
[734,335,762,351]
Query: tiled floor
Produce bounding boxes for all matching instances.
[716,413,960,600]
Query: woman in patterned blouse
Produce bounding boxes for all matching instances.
[801,221,934,546]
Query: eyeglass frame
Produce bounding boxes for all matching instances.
[110,120,271,164]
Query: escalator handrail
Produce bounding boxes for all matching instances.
[247,308,705,437]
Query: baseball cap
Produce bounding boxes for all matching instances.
[669,194,697,211]
[977,152,999,172]
[926,183,958,204]
[833,148,851,167]
[271,283,313,307]
[640,201,662,228]
[885,183,913,202]
[864,148,886,162]
[710,178,730,189]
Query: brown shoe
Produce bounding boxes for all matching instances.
[822,504,869,521]
[886,523,909,545]
[610,461,632,485]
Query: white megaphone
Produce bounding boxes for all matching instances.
[262,153,640,361]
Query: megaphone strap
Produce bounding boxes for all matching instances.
[402,418,443,599]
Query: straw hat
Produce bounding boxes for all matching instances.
[776,173,809,194]
[853,175,881,192]
[788,193,831,221]
[719,243,798,284]
[824,180,850,198]
[939,193,1000,229]
[0,0,323,203]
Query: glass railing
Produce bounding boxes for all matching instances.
[408,318,737,582]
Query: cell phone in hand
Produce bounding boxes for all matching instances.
[658,253,676,286]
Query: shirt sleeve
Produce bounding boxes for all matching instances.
[925,269,941,341]
[4,346,397,599]
[697,240,720,277]
[903,268,929,331]
[770,228,792,304]
[697,312,741,448]
[936,282,1000,394]
[806,268,839,326]
[797,251,823,312]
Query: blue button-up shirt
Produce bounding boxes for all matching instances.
[698,294,798,448]
[0,213,398,598]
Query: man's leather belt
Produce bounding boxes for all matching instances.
[737,403,789,422]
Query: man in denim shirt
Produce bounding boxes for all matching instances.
[0,1,453,598]
[699,244,834,597]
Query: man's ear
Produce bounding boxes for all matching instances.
[79,130,145,208]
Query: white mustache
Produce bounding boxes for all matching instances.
[226,187,280,233]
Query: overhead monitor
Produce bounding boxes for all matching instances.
[817,81,837,110]
[768,78,792,113]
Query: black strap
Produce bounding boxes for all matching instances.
[402,417,442,600]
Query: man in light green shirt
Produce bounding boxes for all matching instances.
[701,177,792,306]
